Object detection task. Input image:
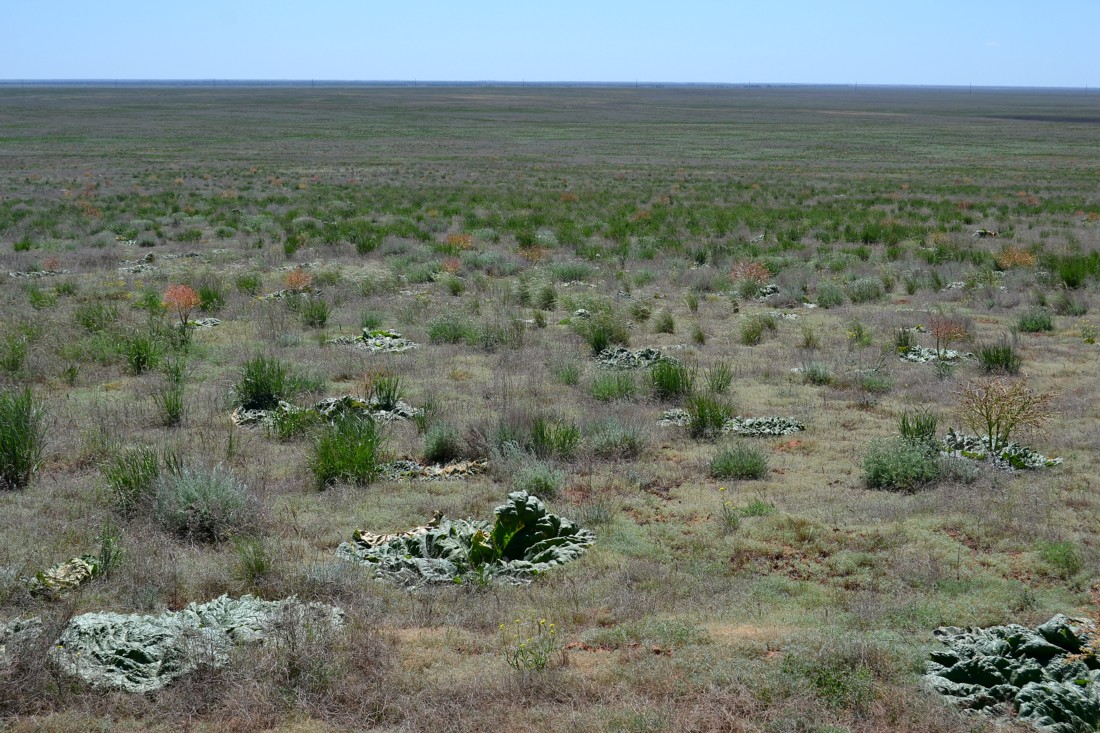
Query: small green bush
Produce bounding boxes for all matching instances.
[898,410,938,454]
[1037,540,1083,579]
[370,374,403,411]
[846,278,884,304]
[630,301,652,322]
[863,438,940,491]
[591,372,638,402]
[573,309,630,354]
[710,443,769,480]
[0,334,27,374]
[235,273,262,295]
[0,388,46,490]
[1017,307,1054,333]
[267,407,320,442]
[740,314,776,346]
[155,464,257,543]
[650,359,695,401]
[859,370,894,394]
[198,284,225,313]
[978,337,1022,374]
[311,415,386,488]
[815,282,845,308]
[804,363,833,386]
[551,359,581,386]
[360,311,384,330]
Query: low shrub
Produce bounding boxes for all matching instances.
[0,388,46,490]
[587,418,648,459]
[846,278,884,304]
[898,409,938,454]
[155,464,258,543]
[311,415,386,488]
[427,314,473,344]
[653,308,675,334]
[122,331,164,375]
[804,363,833,386]
[863,438,940,491]
[235,273,262,295]
[710,443,769,480]
[815,282,845,308]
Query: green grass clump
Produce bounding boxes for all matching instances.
[267,407,321,442]
[705,361,734,394]
[978,337,1022,374]
[311,415,386,488]
[512,460,565,499]
[235,273,262,295]
[863,438,940,491]
[587,418,647,459]
[898,410,938,455]
[591,371,638,402]
[1036,540,1083,579]
[573,309,630,354]
[299,297,332,328]
[650,359,695,401]
[653,308,675,334]
[427,314,473,344]
[423,422,464,463]
[103,445,161,512]
[155,464,257,543]
[1017,307,1054,333]
[0,388,46,490]
[710,443,769,480]
[685,393,734,439]
[370,374,404,411]
[122,331,165,374]
[529,416,581,460]
[234,355,302,411]
[0,333,27,374]
[74,302,119,333]
[740,314,776,346]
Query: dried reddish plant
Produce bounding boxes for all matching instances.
[730,261,771,286]
[928,313,970,356]
[41,256,61,271]
[995,247,1036,269]
[284,268,313,292]
[441,257,462,274]
[445,233,473,251]
[163,284,201,328]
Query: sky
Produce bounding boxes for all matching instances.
[3,1,1098,87]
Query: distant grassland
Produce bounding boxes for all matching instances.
[0,87,1097,733]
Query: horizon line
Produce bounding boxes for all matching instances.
[0,79,1095,92]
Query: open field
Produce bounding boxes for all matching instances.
[1,86,1099,732]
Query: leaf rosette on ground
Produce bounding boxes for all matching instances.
[336,491,595,586]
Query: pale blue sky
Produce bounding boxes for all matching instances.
[3,1,1096,86]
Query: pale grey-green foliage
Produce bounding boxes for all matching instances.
[925,615,1099,733]
[336,491,594,586]
[51,595,345,693]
